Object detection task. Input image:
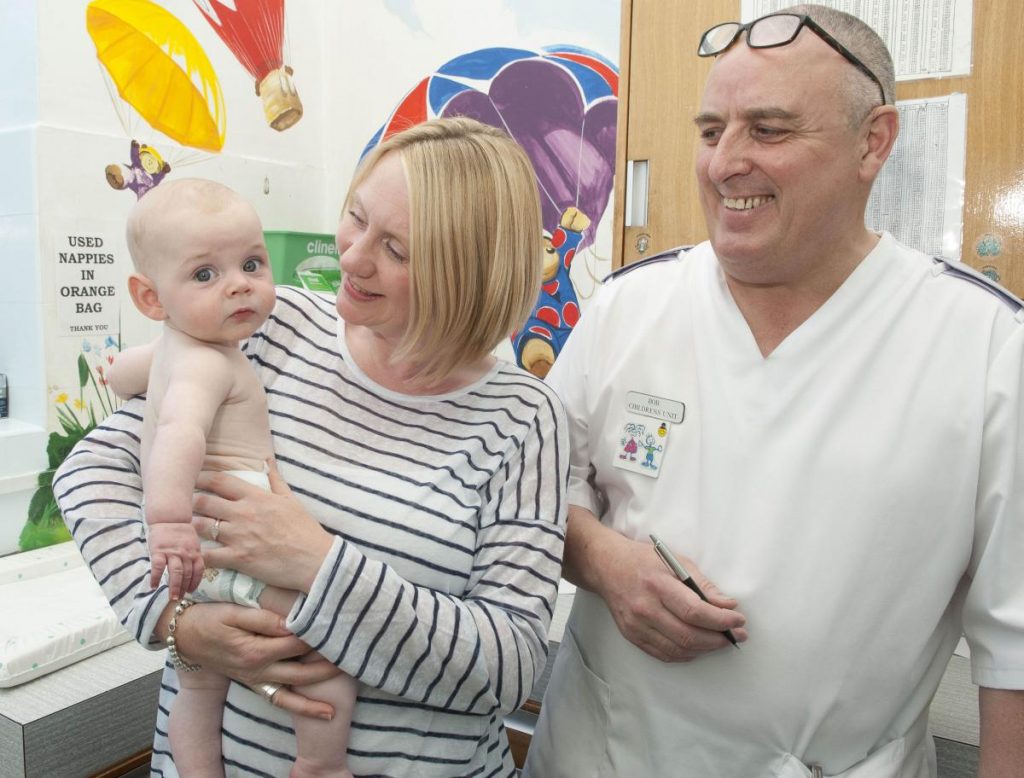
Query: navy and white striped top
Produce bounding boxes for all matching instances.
[54,286,568,777]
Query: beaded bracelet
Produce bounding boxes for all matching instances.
[166,598,202,672]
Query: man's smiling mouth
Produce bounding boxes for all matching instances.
[723,195,774,211]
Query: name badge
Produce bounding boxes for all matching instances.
[613,392,684,479]
[625,391,685,423]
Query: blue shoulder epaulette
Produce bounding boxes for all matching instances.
[603,245,692,283]
[932,257,1023,314]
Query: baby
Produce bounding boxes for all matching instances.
[112,178,354,778]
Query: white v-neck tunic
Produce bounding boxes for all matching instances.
[527,234,1024,777]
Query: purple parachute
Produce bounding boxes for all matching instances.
[364,45,618,252]
[363,45,619,376]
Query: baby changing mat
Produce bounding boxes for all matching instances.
[0,541,131,687]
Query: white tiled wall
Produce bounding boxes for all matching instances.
[0,5,42,432]
[0,5,37,128]
[0,207,45,428]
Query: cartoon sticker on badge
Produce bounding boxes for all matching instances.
[640,434,663,469]
[619,424,640,462]
[614,393,684,478]
[615,419,669,477]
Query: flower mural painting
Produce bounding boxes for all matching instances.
[86,0,227,197]
[193,0,303,131]
[364,46,618,378]
[22,340,122,551]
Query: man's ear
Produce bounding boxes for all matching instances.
[127,273,167,322]
[859,105,899,183]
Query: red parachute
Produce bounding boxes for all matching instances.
[192,0,302,131]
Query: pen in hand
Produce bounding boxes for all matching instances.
[649,533,741,649]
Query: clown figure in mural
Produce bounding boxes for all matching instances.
[105,139,171,199]
[515,206,589,378]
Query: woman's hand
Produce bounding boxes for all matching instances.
[192,463,334,593]
[162,601,342,719]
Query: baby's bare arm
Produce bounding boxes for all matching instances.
[146,343,236,597]
[145,347,234,523]
[108,342,157,398]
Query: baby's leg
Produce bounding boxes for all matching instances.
[289,655,357,778]
[259,586,356,778]
[169,668,230,778]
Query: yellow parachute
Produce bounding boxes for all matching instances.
[86,0,226,153]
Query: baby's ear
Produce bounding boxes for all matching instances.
[127,273,167,321]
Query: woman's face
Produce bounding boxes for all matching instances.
[335,152,412,343]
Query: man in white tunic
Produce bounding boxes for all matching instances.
[525,4,1024,776]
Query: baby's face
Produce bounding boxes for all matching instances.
[150,201,276,345]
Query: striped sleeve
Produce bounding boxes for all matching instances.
[51,400,171,646]
[286,381,568,717]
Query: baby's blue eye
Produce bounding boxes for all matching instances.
[243,258,261,272]
[194,268,212,282]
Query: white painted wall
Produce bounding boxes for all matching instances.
[0,0,619,553]
[34,0,333,419]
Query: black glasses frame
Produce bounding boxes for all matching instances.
[698,13,888,107]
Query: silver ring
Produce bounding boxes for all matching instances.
[257,682,282,702]
[211,519,222,542]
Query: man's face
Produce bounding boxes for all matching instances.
[694,30,867,286]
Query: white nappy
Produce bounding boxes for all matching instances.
[143,469,270,609]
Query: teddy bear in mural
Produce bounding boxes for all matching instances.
[104,139,171,199]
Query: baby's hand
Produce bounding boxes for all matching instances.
[148,523,205,600]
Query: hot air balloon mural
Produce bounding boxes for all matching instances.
[192,0,302,132]
[86,0,226,198]
[364,46,618,378]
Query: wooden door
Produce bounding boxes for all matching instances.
[613,0,1024,298]
[613,0,723,266]
[895,3,1024,294]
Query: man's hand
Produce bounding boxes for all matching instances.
[562,507,746,662]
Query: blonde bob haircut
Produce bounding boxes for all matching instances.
[344,117,543,385]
